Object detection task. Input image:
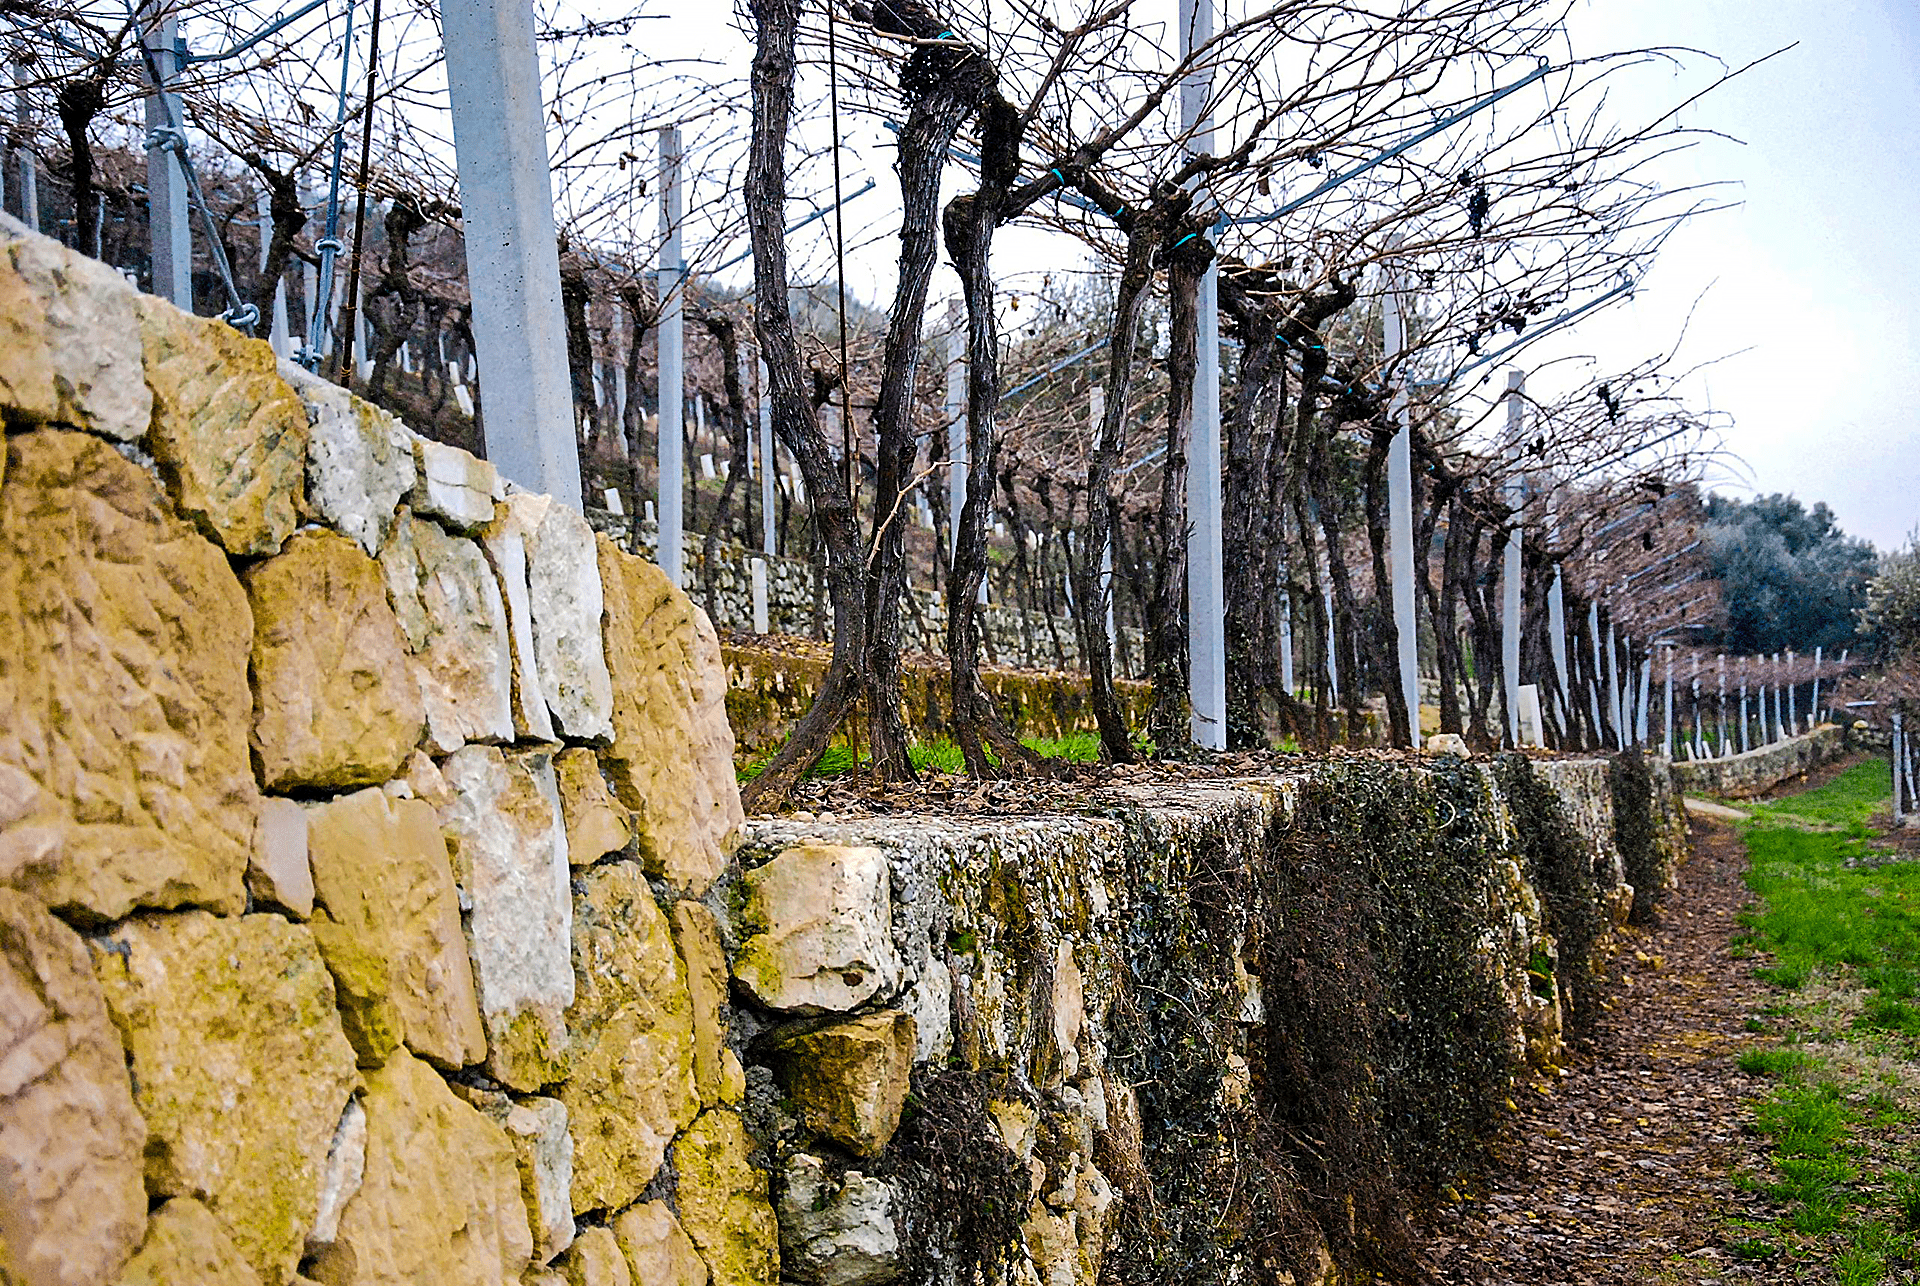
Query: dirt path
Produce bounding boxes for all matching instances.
[1426,815,1788,1285]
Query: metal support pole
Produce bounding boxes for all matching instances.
[654,126,685,582]
[139,1,192,305]
[1500,369,1524,748]
[438,0,581,507]
[1383,251,1421,747]
[12,66,37,232]
[1180,0,1226,750]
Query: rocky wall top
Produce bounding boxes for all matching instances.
[1671,725,1847,799]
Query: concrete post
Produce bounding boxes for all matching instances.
[1895,711,1906,825]
[1279,589,1294,698]
[1604,610,1622,750]
[1545,487,1571,734]
[439,0,582,507]
[944,297,967,562]
[1812,645,1824,726]
[1663,645,1674,758]
[1739,658,1751,753]
[1180,0,1226,751]
[1382,253,1421,748]
[1090,385,1115,645]
[1691,664,1704,760]
[757,357,776,556]
[1636,649,1651,746]
[654,126,684,584]
[1500,369,1524,748]
[1588,600,1605,749]
[1717,654,1729,757]
[1771,653,1784,742]
[1323,575,1340,704]
[1787,649,1799,734]
[12,66,37,233]
[255,187,291,357]
[139,1,192,307]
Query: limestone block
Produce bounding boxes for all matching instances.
[91,912,359,1285]
[671,900,746,1106]
[116,1198,262,1286]
[306,787,486,1070]
[285,360,414,556]
[308,1050,534,1286]
[769,1011,915,1158]
[611,1201,707,1286]
[559,864,697,1215]
[461,1090,576,1266]
[135,295,307,555]
[251,797,315,918]
[905,953,952,1065]
[554,748,630,866]
[495,495,614,741]
[555,1227,630,1286]
[0,238,57,426]
[671,1111,779,1286]
[3,226,148,439]
[412,437,500,531]
[596,536,743,896]
[246,530,425,791]
[477,504,556,742]
[307,1099,368,1253]
[732,845,903,1015]
[380,512,516,752]
[0,431,254,921]
[0,889,147,1286]
[776,1155,900,1286]
[1050,942,1084,1084]
[437,746,574,1090]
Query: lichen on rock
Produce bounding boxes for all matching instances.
[672,1110,779,1286]
[379,511,516,753]
[769,1011,916,1158]
[731,844,903,1015]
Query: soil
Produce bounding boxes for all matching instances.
[1424,813,1787,1285]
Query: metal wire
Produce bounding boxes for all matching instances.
[300,0,361,368]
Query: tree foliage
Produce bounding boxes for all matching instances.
[1704,493,1876,656]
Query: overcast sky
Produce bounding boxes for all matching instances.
[1504,0,1919,551]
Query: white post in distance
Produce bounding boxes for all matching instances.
[1090,385,1116,645]
[1717,654,1729,757]
[1636,647,1651,746]
[1739,656,1751,753]
[1663,643,1675,758]
[654,126,685,584]
[1812,645,1824,726]
[439,0,582,507]
[12,66,38,232]
[1787,649,1799,734]
[256,187,291,357]
[1382,250,1421,748]
[1500,369,1525,748]
[1179,0,1226,751]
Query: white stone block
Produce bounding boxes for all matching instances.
[286,359,415,555]
[412,437,500,531]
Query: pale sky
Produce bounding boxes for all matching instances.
[1545,0,1920,552]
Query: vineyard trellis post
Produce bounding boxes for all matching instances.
[12,65,37,232]
[1662,641,1675,758]
[1180,0,1226,751]
[1812,645,1824,725]
[754,354,774,633]
[438,0,581,506]
[655,124,684,581]
[139,0,191,305]
[1383,247,1419,747]
[1500,368,1524,747]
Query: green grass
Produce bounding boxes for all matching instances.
[739,729,1108,782]
[1733,757,1920,1280]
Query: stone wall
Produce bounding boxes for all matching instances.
[588,509,1148,676]
[0,214,1688,1286]
[1671,725,1848,799]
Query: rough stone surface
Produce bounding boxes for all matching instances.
[306,1050,533,1286]
[246,530,424,791]
[554,748,630,866]
[514,496,614,741]
[251,797,315,918]
[307,787,485,1069]
[136,295,307,555]
[116,1198,262,1286]
[478,504,556,742]
[379,511,516,752]
[287,359,415,556]
[596,536,742,896]
[437,746,574,1090]
[560,864,697,1215]
[904,953,952,1065]
[0,889,148,1286]
[461,1091,576,1266]
[0,430,255,921]
[91,912,359,1285]
[554,1227,629,1286]
[308,1099,368,1253]
[672,1110,779,1286]
[611,1201,708,1286]
[776,1154,900,1286]
[770,1011,915,1157]
[412,438,500,531]
[671,900,746,1106]
[4,226,149,440]
[0,238,57,427]
[732,845,903,1014]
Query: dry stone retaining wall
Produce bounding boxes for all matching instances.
[1671,725,1847,799]
[0,214,1687,1286]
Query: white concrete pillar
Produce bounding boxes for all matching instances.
[654,126,685,584]
[1382,252,1420,748]
[1500,369,1524,747]
[439,0,582,507]
[139,1,192,306]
